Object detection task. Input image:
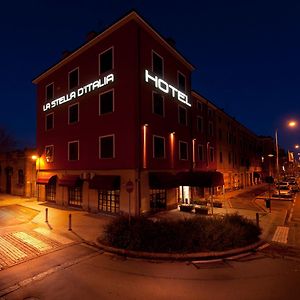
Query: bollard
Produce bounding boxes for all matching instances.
[256,212,259,228]
[68,213,72,231]
[45,208,48,223]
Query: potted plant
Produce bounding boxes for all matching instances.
[212,201,223,208]
[195,205,209,215]
[179,204,194,212]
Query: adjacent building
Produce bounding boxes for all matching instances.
[32,11,264,215]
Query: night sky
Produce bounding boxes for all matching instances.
[1,0,299,151]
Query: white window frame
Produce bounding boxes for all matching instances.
[68,102,79,124]
[99,46,114,75]
[45,144,54,163]
[178,105,187,126]
[99,134,115,159]
[153,135,165,159]
[177,71,186,92]
[152,91,165,117]
[179,140,188,160]
[68,140,79,161]
[68,67,79,90]
[198,144,204,161]
[151,50,164,78]
[45,112,54,131]
[45,82,54,102]
[99,89,114,115]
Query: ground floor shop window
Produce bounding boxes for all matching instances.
[150,189,166,209]
[68,186,83,207]
[46,182,56,202]
[98,190,120,213]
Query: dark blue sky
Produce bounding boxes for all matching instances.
[1,0,299,151]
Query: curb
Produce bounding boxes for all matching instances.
[95,239,266,261]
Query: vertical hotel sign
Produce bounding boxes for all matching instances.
[144,69,191,107]
[43,74,114,111]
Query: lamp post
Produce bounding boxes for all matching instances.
[275,129,279,181]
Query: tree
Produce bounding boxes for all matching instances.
[0,127,16,152]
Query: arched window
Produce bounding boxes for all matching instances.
[18,169,24,185]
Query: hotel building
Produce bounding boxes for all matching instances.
[32,11,262,215]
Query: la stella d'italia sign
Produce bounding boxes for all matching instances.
[144,69,191,107]
[43,74,114,112]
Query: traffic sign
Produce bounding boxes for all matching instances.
[126,180,134,193]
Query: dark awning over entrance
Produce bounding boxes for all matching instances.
[36,173,57,185]
[176,171,224,187]
[58,175,82,187]
[89,175,121,190]
[149,172,178,189]
[253,172,261,178]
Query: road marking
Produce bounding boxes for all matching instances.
[12,232,52,252]
[272,226,289,244]
[33,227,73,245]
[0,236,27,261]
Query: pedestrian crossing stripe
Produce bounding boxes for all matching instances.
[33,227,73,245]
[0,236,27,261]
[12,232,52,252]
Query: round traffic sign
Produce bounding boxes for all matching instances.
[126,180,134,193]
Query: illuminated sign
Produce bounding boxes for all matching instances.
[43,74,114,111]
[145,69,191,107]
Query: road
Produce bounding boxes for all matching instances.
[0,189,300,299]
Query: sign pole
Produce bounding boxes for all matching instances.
[126,180,134,225]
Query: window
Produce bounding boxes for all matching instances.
[68,141,79,161]
[99,90,114,115]
[98,190,120,213]
[68,68,79,90]
[69,103,79,124]
[208,121,213,137]
[179,141,188,160]
[152,92,164,116]
[210,147,214,162]
[152,51,163,77]
[208,108,212,118]
[18,169,24,185]
[197,116,203,132]
[219,128,222,140]
[99,135,115,159]
[178,106,187,125]
[46,177,56,202]
[150,189,166,209]
[197,101,203,111]
[198,144,204,161]
[219,151,223,163]
[46,113,54,130]
[99,47,113,74]
[46,83,54,101]
[153,135,165,159]
[68,186,82,207]
[178,72,186,91]
[45,145,54,163]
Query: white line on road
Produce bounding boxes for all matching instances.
[272,226,289,244]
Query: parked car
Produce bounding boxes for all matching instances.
[273,186,293,198]
[288,181,299,192]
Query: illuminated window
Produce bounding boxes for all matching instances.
[68,141,79,161]
[152,92,164,116]
[152,51,163,77]
[69,103,79,124]
[98,190,120,213]
[99,135,115,159]
[45,83,54,101]
[99,90,114,115]
[153,135,165,159]
[178,106,187,125]
[68,68,79,90]
[45,145,54,163]
[46,113,54,130]
[210,147,214,162]
[178,72,186,92]
[198,144,204,161]
[197,116,203,132]
[179,141,188,160]
[99,47,113,74]
[68,186,82,207]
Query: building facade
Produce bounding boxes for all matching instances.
[33,11,263,215]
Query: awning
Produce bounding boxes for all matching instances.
[176,171,224,187]
[89,175,121,190]
[36,173,57,185]
[58,175,82,187]
[149,172,178,189]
